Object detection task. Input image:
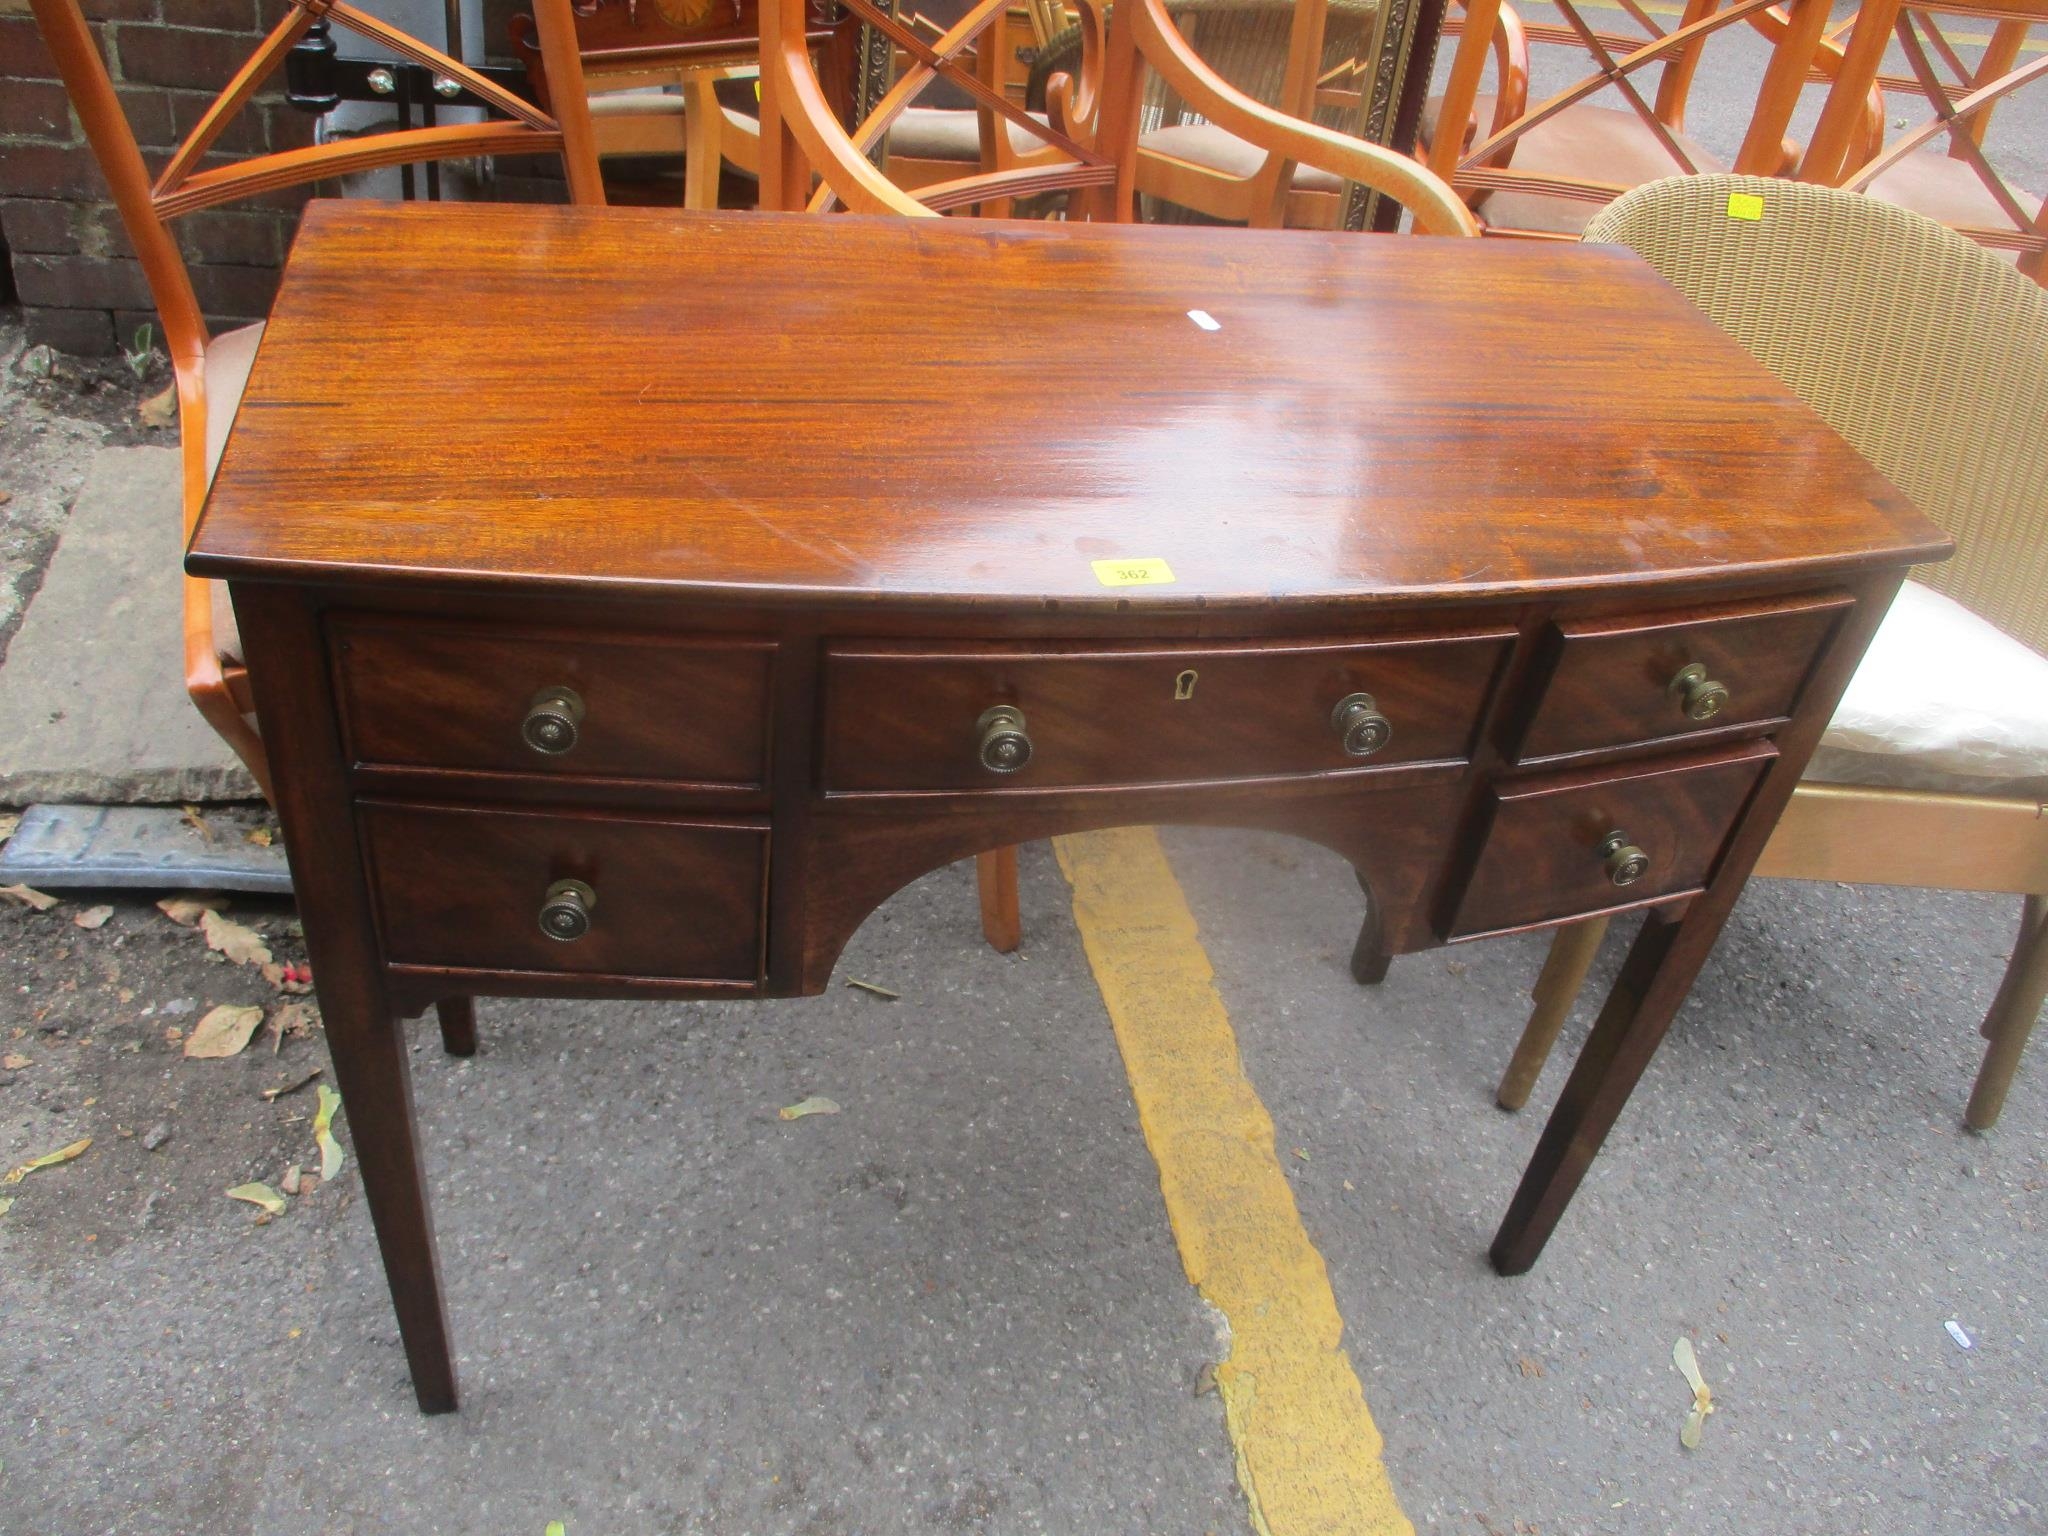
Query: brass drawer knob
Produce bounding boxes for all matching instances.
[1668,662,1729,723]
[1331,692,1393,757]
[1598,830,1650,887]
[976,705,1032,774]
[522,686,585,755]
[539,878,596,941]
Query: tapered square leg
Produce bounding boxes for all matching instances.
[435,997,477,1057]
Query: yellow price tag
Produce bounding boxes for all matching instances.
[1091,557,1176,588]
[1726,192,1764,222]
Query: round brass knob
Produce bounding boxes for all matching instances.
[976,705,1032,774]
[1668,662,1729,723]
[538,879,596,941]
[522,685,585,756]
[1331,692,1393,757]
[1598,830,1650,887]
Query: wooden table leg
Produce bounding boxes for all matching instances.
[435,996,478,1057]
[325,999,461,1412]
[1490,907,1700,1275]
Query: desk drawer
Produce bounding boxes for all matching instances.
[361,803,767,981]
[820,632,1511,793]
[1512,593,1846,762]
[1448,740,1775,938]
[333,617,774,785]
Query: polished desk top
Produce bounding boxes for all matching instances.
[190,201,1942,602]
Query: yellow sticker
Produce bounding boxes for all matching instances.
[1726,192,1764,222]
[1091,557,1176,587]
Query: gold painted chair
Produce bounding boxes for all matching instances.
[1498,174,2048,1130]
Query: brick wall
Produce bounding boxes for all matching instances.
[0,0,318,355]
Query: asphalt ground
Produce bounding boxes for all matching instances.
[2,827,2042,1534]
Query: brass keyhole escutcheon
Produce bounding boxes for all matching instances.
[1668,662,1730,723]
[1598,830,1650,887]
[1174,669,1199,701]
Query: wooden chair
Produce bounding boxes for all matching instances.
[758,0,1475,947]
[1498,174,2048,1130]
[1422,0,1850,237]
[29,0,604,1054]
[1801,0,2047,283]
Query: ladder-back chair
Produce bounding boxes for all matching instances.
[30,0,604,1056]
[1423,0,1848,236]
[1802,0,2048,283]
[1500,175,2048,1130]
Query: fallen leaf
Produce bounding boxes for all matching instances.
[1517,1355,1546,1378]
[268,1001,316,1054]
[1291,1147,1310,1162]
[226,1182,287,1216]
[778,1095,842,1121]
[245,827,274,847]
[546,1523,567,1536]
[0,885,60,912]
[184,1004,264,1059]
[1193,1361,1220,1397]
[0,1197,12,1217]
[1674,1336,1714,1450]
[156,893,228,927]
[262,1065,323,1100]
[179,803,213,841]
[73,905,114,930]
[845,978,901,1000]
[1,1053,27,1071]
[3,1137,91,1185]
[200,909,272,967]
[313,1084,345,1181]
[138,381,177,429]
[0,812,19,845]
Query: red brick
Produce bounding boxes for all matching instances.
[1,14,61,75]
[172,205,279,265]
[0,78,72,138]
[0,140,111,199]
[114,84,178,146]
[24,303,117,355]
[111,23,251,89]
[263,99,314,151]
[167,85,267,154]
[14,250,156,307]
[81,0,160,22]
[175,0,257,30]
[0,196,117,253]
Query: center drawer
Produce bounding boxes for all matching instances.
[360,802,768,981]
[819,632,1512,793]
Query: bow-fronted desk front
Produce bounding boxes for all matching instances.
[188,202,1948,1413]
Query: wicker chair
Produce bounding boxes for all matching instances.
[1497,175,2048,1130]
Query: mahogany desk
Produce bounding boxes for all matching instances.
[189,201,1946,1413]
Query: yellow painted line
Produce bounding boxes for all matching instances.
[1054,827,1411,1536]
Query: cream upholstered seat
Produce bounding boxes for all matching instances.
[1500,174,2048,1132]
[887,106,1052,162]
[1810,581,2048,795]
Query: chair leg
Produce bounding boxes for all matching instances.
[435,997,477,1058]
[1965,895,2048,1131]
[1497,916,1610,1111]
[977,846,1022,954]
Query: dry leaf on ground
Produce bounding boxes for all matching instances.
[157,893,228,927]
[262,1065,322,1100]
[0,1197,13,1217]
[1517,1355,1546,1379]
[0,813,19,845]
[184,1004,264,1059]
[138,381,177,429]
[1,885,60,912]
[200,909,272,967]
[73,905,114,930]
[226,1182,287,1216]
[179,804,213,841]
[245,827,274,847]
[267,1001,316,1053]
[313,1084,345,1181]
[1673,1337,1714,1450]
[778,1095,842,1121]
[2,1053,28,1071]
[3,1137,91,1185]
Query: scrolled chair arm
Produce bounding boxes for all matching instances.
[1127,0,1480,235]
